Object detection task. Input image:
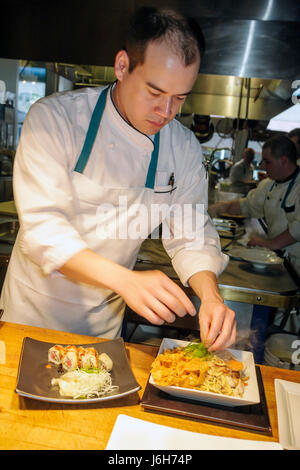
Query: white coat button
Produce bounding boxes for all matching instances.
[108,143,115,149]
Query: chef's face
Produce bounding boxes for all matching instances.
[113,40,200,135]
[260,147,284,181]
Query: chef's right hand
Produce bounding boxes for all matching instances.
[117,269,197,325]
[208,202,225,218]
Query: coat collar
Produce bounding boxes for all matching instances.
[105,84,155,153]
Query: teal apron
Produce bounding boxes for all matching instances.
[74,86,160,189]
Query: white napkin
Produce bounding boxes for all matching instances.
[106,414,282,450]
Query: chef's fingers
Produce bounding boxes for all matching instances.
[154,287,193,319]
[199,303,236,351]
[199,320,210,345]
[120,269,195,322]
[199,307,223,347]
[161,277,197,317]
[144,294,177,323]
[207,315,236,352]
[209,319,237,351]
[139,305,166,325]
[224,320,237,349]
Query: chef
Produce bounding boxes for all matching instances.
[0,7,236,350]
[209,135,300,276]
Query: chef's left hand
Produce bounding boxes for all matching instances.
[199,300,236,352]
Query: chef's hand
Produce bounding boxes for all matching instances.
[247,235,268,248]
[208,200,242,219]
[199,300,236,352]
[117,269,197,325]
[207,202,226,218]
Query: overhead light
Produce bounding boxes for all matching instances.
[267,104,300,132]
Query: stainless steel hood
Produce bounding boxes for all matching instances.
[3,1,300,122]
[51,64,293,122]
[183,75,293,120]
[1,0,300,80]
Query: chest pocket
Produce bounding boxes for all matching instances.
[154,170,176,196]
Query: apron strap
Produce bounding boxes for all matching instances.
[281,167,300,209]
[74,84,161,189]
[145,132,160,189]
[74,86,109,174]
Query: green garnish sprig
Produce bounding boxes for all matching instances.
[79,367,104,374]
[183,340,211,359]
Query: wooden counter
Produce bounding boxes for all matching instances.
[1,321,300,450]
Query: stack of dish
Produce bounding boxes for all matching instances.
[212,218,244,239]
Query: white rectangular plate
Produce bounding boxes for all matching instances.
[106,414,282,450]
[149,338,260,407]
[275,379,300,450]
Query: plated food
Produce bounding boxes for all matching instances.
[48,344,116,399]
[149,338,260,407]
[151,342,247,398]
[15,337,141,404]
[48,344,113,372]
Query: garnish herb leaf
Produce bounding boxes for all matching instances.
[183,340,210,358]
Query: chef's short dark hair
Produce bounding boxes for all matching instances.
[288,128,300,144]
[244,148,255,159]
[124,6,205,72]
[263,135,297,164]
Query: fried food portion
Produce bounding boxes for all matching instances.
[151,347,248,397]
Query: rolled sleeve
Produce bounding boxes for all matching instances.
[14,99,87,275]
[171,245,229,287]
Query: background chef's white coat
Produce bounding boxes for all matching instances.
[240,175,300,276]
[0,86,228,338]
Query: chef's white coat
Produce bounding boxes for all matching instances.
[0,85,228,338]
[239,173,300,276]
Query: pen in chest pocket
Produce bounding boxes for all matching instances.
[168,172,175,187]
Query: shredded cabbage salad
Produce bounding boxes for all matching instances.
[51,368,119,399]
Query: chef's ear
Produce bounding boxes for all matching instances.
[114,50,130,81]
[279,155,289,167]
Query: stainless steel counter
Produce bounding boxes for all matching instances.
[134,238,299,309]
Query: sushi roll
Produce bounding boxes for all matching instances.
[62,345,79,371]
[84,347,99,369]
[48,345,65,365]
[77,346,87,368]
[99,353,113,372]
[79,347,94,369]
